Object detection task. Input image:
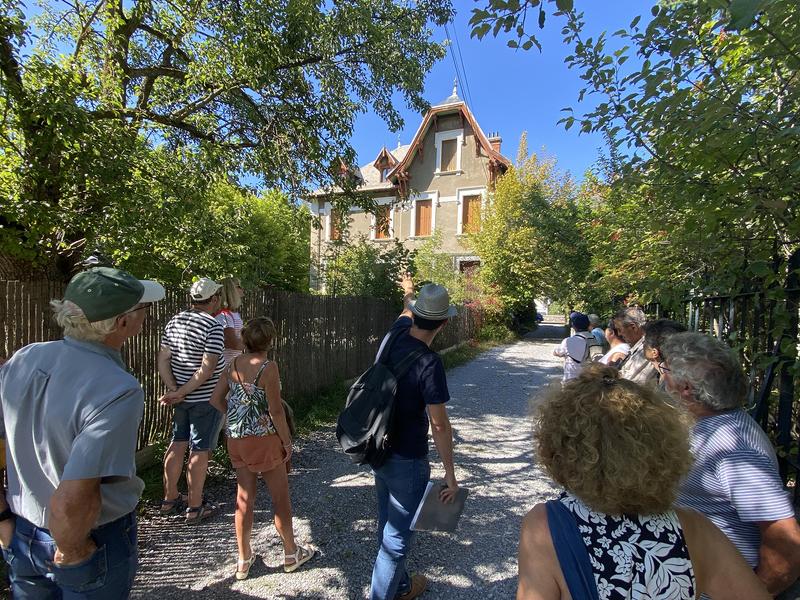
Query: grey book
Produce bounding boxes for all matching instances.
[410,482,469,532]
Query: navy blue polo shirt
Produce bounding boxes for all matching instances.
[381,316,450,458]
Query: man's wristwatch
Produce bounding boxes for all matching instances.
[0,508,14,522]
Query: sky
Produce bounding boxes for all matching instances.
[350,0,650,181]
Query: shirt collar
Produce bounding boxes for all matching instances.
[63,336,126,369]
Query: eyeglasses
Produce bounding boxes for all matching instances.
[125,302,152,315]
[658,361,671,373]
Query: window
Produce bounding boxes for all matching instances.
[462,195,482,233]
[435,129,463,174]
[415,199,432,236]
[374,205,391,239]
[381,167,390,182]
[329,210,343,241]
[440,139,457,172]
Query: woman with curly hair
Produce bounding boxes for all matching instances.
[517,364,769,600]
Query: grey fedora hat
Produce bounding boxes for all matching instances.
[409,283,458,320]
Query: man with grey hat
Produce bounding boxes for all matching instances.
[369,274,460,600]
[0,267,165,598]
[157,277,225,523]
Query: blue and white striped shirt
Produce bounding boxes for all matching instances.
[677,409,794,567]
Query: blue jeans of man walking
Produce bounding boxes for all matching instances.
[370,455,430,600]
[2,511,138,599]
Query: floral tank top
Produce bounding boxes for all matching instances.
[560,492,696,600]
[226,358,277,439]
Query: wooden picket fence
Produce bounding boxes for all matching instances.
[0,280,481,450]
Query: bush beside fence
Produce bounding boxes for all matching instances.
[1,280,482,450]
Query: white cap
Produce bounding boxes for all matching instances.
[189,277,222,302]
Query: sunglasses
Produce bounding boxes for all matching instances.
[658,360,671,373]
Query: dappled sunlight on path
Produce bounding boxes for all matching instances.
[131,338,563,599]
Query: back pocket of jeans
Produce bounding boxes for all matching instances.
[52,544,108,592]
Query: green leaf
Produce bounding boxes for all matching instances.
[728,0,764,30]
[555,0,574,11]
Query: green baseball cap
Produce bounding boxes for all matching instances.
[64,267,165,322]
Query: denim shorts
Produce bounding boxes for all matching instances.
[171,401,222,452]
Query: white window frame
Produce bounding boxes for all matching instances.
[410,191,438,238]
[370,196,396,240]
[456,187,487,235]
[435,129,464,175]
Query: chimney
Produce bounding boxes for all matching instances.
[488,132,502,153]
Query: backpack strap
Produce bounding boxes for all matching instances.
[377,324,409,365]
[545,500,601,600]
[393,347,428,378]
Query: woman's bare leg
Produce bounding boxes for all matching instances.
[261,464,297,558]
[235,467,258,562]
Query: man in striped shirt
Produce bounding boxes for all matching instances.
[158,278,225,523]
[662,332,800,596]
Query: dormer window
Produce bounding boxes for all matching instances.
[435,129,463,175]
[381,167,390,182]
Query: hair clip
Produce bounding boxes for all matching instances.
[602,375,616,386]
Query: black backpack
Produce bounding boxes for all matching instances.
[336,328,427,469]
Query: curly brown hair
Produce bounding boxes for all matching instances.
[535,364,693,515]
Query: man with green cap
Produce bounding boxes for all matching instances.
[0,267,165,598]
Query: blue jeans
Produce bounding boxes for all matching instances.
[2,511,138,599]
[370,455,430,600]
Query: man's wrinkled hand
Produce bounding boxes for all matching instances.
[0,518,14,549]
[54,538,97,567]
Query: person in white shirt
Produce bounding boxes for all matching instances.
[598,320,630,367]
[553,312,602,382]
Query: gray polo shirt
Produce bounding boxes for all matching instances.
[0,337,144,528]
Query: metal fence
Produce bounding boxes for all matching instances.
[1,280,482,450]
[676,289,800,487]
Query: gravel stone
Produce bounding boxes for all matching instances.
[132,334,564,599]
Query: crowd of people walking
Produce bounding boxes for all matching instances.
[0,265,798,599]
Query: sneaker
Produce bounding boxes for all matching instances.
[395,574,428,600]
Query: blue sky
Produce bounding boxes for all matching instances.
[350,1,650,181]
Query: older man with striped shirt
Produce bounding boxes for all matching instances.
[661,332,800,597]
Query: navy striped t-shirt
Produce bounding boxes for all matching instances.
[677,409,794,566]
[161,310,225,402]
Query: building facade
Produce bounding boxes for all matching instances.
[308,86,511,290]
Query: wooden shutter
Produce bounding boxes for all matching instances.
[330,210,342,241]
[440,139,457,172]
[375,205,390,239]
[416,199,432,236]
[462,195,482,233]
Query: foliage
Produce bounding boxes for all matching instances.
[473,0,800,373]
[100,182,311,291]
[470,0,574,51]
[412,229,467,303]
[323,235,413,303]
[0,0,452,276]
[472,147,589,319]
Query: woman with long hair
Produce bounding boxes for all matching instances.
[215,277,245,367]
[210,317,314,580]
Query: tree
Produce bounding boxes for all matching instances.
[473,146,588,319]
[323,236,412,303]
[412,229,466,303]
[0,0,453,277]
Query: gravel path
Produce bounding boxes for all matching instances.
[132,338,563,599]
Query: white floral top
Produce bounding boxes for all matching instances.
[560,493,696,600]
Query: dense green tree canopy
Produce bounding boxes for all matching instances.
[0,0,452,277]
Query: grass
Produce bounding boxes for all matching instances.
[137,329,516,504]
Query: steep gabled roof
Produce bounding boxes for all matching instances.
[387,100,511,181]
